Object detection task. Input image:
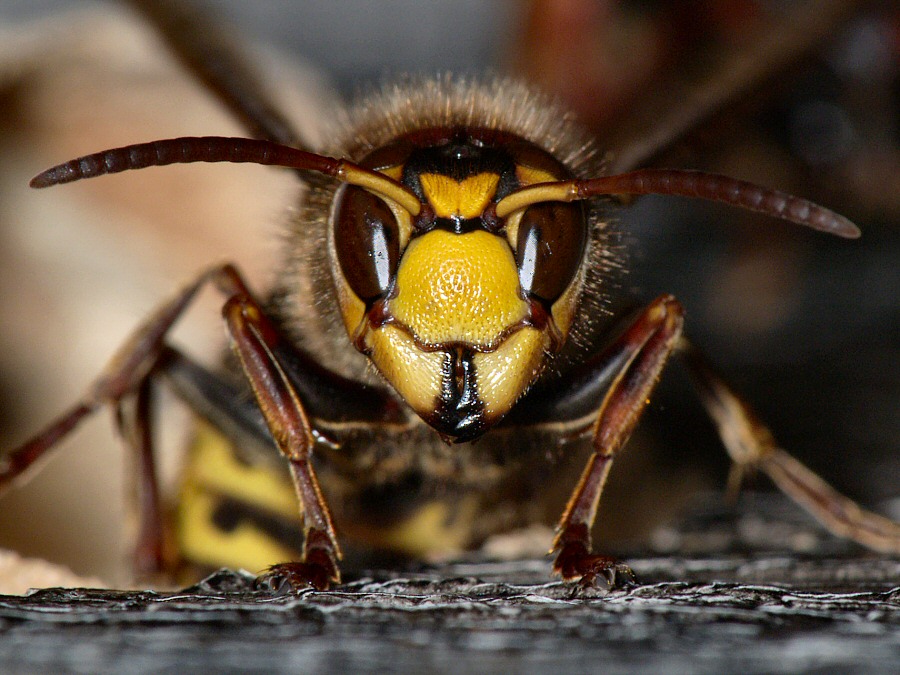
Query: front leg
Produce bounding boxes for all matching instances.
[550,299,900,588]
[219,290,342,590]
[553,295,684,587]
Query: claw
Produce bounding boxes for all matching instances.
[597,561,637,589]
[255,560,336,593]
[254,527,342,593]
[553,538,638,590]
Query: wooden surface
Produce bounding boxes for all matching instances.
[0,493,897,674]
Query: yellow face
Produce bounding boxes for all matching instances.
[330,132,588,441]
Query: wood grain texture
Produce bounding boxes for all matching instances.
[1,493,897,674]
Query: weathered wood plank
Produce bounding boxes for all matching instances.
[0,493,897,674]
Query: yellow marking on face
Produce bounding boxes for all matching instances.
[377,166,414,248]
[504,209,524,253]
[419,172,500,218]
[514,164,586,342]
[384,196,414,252]
[366,323,446,414]
[389,229,527,346]
[550,263,584,338]
[515,165,559,186]
[380,165,403,180]
[473,327,546,418]
[506,166,562,247]
[334,262,368,339]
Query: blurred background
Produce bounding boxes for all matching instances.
[0,0,896,586]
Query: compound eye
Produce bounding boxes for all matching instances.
[335,186,401,303]
[515,202,587,304]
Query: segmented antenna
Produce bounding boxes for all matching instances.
[29,137,330,187]
[580,170,859,237]
[30,136,422,216]
[494,168,859,238]
[32,139,858,238]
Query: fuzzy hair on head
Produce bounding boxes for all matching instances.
[327,74,600,177]
[276,74,623,384]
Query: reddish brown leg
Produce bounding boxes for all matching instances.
[0,269,214,577]
[553,294,684,587]
[0,263,342,588]
[0,269,210,493]
[681,341,900,554]
[114,378,172,577]
[219,289,341,590]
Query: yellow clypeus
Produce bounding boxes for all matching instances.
[389,229,527,347]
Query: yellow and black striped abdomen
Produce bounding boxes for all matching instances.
[175,421,527,574]
[176,423,303,574]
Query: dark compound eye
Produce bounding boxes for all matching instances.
[335,186,400,303]
[515,202,587,305]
